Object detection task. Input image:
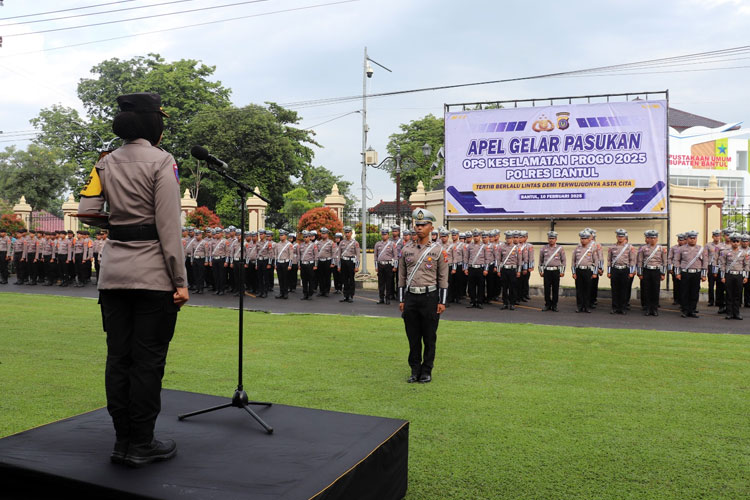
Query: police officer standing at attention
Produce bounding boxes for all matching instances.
[275,229,293,299]
[538,231,565,311]
[337,226,360,303]
[719,232,748,320]
[706,229,722,307]
[399,208,448,384]
[637,230,667,316]
[572,229,599,313]
[374,228,396,304]
[0,228,11,284]
[675,230,708,318]
[79,92,188,467]
[607,229,637,315]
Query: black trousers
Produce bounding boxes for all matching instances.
[520,270,530,299]
[317,260,333,295]
[679,272,701,314]
[467,267,485,305]
[575,268,593,310]
[500,267,517,306]
[246,261,256,293]
[610,268,630,312]
[448,265,461,302]
[716,276,726,308]
[543,269,560,308]
[56,254,69,283]
[402,290,439,376]
[707,272,717,305]
[341,259,356,298]
[288,264,298,291]
[377,262,394,299]
[14,252,26,282]
[192,258,206,292]
[725,274,743,318]
[100,289,178,444]
[590,271,600,305]
[266,262,274,292]
[744,279,750,307]
[486,264,498,300]
[301,263,315,297]
[43,255,56,283]
[671,271,680,303]
[641,269,662,314]
[185,257,193,289]
[211,258,226,293]
[0,251,8,281]
[333,266,342,292]
[94,253,101,282]
[256,259,268,295]
[276,262,289,297]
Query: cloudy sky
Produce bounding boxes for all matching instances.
[1,0,749,204]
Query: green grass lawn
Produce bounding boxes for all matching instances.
[1,293,748,499]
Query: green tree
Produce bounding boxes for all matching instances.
[187,103,318,210]
[0,145,76,212]
[32,53,232,192]
[296,165,357,209]
[386,114,444,199]
[282,187,322,213]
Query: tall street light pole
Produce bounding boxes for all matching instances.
[360,47,391,275]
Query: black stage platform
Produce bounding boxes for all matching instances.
[0,389,409,500]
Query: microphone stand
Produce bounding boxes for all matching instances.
[178,162,274,434]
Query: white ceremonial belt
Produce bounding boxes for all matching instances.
[301,261,314,265]
[544,266,560,271]
[318,257,331,261]
[277,260,289,263]
[577,265,595,271]
[378,261,393,264]
[728,270,743,275]
[644,265,660,270]
[502,265,516,269]
[341,256,356,261]
[469,264,483,269]
[685,269,701,273]
[613,265,629,270]
[408,285,437,294]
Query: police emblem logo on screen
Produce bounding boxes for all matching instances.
[532,114,555,132]
[556,111,570,131]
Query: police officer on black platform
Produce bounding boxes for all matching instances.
[399,208,448,384]
[79,92,188,467]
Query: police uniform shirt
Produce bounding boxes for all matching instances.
[338,237,360,266]
[719,247,750,277]
[451,241,466,269]
[374,239,398,264]
[637,244,667,274]
[291,242,300,266]
[246,240,258,263]
[441,241,456,267]
[398,241,449,291]
[257,238,275,262]
[41,237,55,257]
[315,238,336,263]
[275,240,295,262]
[464,241,492,270]
[496,242,521,271]
[668,243,683,272]
[0,234,10,252]
[706,240,722,272]
[572,242,599,271]
[78,138,187,290]
[298,241,318,264]
[676,244,708,274]
[13,235,27,257]
[184,237,197,258]
[539,244,566,272]
[608,242,637,273]
[211,237,229,260]
[193,238,209,259]
[520,242,535,270]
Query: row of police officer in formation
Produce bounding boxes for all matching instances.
[0,227,107,287]
[181,225,360,302]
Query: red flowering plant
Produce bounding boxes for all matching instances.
[186,206,222,230]
[0,213,26,234]
[298,207,343,234]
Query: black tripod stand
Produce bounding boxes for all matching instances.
[178,147,273,434]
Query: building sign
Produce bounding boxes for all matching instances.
[444,100,668,217]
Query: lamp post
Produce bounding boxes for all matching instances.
[360,47,392,275]
[371,143,432,228]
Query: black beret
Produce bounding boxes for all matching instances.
[116,92,169,117]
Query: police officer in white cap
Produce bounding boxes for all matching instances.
[399,208,448,383]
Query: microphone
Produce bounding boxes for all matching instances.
[190,145,228,170]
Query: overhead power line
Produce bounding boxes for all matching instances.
[2,0,277,37]
[0,0,195,28]
[279,44,750,109]
[0,0,360,57]
[0,0,136,20]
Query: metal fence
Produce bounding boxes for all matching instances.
[29,211,65,232]
[722,206,750,233]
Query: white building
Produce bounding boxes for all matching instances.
[668,107,749,208]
